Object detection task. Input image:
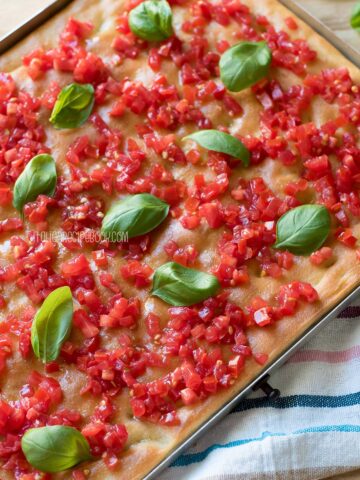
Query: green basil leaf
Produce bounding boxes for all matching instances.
[31,286,73,363]
[183,130,250,167]
[21,425,92,473]
[101,193,169,240]
[50,83,95,129]
[129,0,173,41]
[274,204,331,255]
[13,154,57,212]
[219,41,272,92]
[351,3,360,30]
[152,262,220,306]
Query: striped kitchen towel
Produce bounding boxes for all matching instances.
[160,299,360,480]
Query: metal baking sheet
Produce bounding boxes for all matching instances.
[1,1,360,479]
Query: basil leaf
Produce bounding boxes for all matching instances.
[50,83,95,129]
[31,286,73,363]
[13,154,57,212]
[219,41,272,92]
[183,130,250,167]
[129,0,173,41]
[21,425,92,473]
[101,193,169,240]
[274,204,331,255]
[351,3,360,30]
[152,262,220,306]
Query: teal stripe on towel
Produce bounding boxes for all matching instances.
[171,425,360,467]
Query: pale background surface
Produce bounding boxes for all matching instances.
[0,1,359,479]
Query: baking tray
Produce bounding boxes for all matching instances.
[1,1,360,478]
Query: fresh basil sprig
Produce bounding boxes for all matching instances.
[101,193,169,240]
[274,204,331,255]
[152,262,220,306]
[219,41,272,92]
[13,154,57,213]
[351,3,360,31]
[31,286,73,363]
[129,0,173,41]
[21,425,92,473]
[183,130,250,167]
[50,83,95,129]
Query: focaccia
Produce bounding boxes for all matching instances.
[1,1,360,479]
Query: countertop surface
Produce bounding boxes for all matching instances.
[0,1,359,479]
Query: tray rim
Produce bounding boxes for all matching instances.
[0,1,360,479]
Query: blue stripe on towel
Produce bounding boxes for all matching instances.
[171,425,360,467]
[231,392,360,412]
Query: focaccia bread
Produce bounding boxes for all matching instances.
[1,1,360,479]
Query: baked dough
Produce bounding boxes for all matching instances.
[1,1,360,479]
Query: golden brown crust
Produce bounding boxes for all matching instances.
[1,1,360,479]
